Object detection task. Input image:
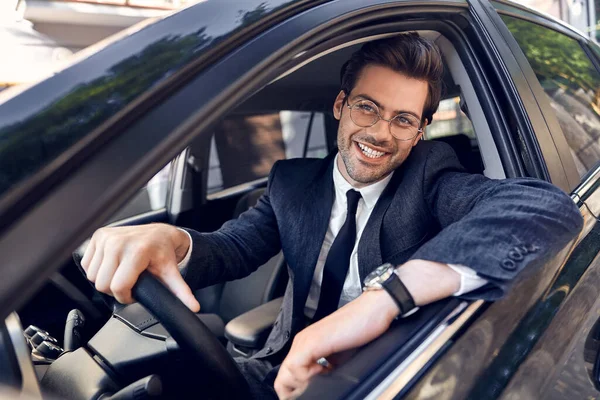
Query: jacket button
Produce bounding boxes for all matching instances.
[285,330,290,340]
[501,259,516,270]
[517,245,529,255]
[266,347,273,354]
[508,249,524,261]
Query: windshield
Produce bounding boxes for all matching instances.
[0,0,301,205]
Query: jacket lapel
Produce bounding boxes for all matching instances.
[357,169,404,281]
[292,154,336,315]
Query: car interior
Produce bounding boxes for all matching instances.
[9,29,501,399]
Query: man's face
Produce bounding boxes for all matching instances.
[333,65,429,187]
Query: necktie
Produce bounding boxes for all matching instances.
[313,189,362,321]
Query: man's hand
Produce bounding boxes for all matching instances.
[274,290,399,399]
[80,223,200,312]
[274,259,461,399]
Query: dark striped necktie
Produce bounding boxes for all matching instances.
[313,189,362,321]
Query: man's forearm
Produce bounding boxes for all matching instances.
[394,259,460,309]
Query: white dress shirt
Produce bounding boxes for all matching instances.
[303,155,487,319]
[179,154,488,318]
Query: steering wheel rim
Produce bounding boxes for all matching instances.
[131,271,250,399]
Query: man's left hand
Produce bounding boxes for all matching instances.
[274,290,400,399]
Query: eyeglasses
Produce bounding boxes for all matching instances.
[346,99,423,141]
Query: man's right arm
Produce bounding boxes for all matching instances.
[80,223,200,311]
[81,162,283,310]
[179,176,283,291]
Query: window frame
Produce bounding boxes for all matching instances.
[498,11,600,182]
[492,0,600,189]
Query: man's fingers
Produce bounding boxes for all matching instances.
[94,249,119,296]
[85,241,104,283]
[157,265,201,313]
[80,238,95,271]
[275,365,306,400]
[110,251,149,304]
[307,363,325,377]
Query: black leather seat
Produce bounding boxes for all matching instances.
[194,188,287,324]
[431,133,484,174]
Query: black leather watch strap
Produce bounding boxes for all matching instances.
[382,272,416,316]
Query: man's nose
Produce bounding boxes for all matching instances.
[366,117,393,142]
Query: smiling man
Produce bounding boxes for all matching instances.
[81,33,583,399]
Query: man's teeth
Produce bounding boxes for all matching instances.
[357,143,385,158]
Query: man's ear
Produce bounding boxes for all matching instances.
[333,90,346,120]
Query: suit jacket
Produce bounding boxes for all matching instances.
[183,140,583,360]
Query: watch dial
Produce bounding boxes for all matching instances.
[366,263,394,286]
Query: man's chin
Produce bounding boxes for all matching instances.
[347,169,388,185]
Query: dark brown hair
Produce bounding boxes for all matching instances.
[340,33,444,124]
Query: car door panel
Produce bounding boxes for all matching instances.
[468,0,577,191]
[404,3,600,400]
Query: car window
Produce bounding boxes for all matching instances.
[107,162,173,222]
[502,16,600,178]
[425,96,474,140]
[208,111,328,194]
[591,41,600,62]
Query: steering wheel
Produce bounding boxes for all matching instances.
[130,271,250,398]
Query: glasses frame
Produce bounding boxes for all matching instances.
[345,99,423,141]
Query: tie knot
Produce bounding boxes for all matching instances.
[346,189,362,215]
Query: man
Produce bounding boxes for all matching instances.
[81,33,583,399]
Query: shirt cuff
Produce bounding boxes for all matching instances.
[177,228,193,270]
[447,264,488,296]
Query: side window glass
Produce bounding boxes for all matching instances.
[424,96,483,174]
[207,111,327,194]
[425,96,474,139]
[502,16,600,177]
[107,162,173,222]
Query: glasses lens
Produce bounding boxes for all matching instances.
[390,114,420,140]
[350,100,379,127]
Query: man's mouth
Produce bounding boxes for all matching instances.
[356,142,387,159]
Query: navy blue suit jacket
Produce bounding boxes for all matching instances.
[184,140,583,358]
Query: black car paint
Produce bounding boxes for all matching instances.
[0,0,474,331]
[0,0,598,399]
[0,0,328,233]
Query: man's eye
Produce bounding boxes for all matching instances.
[395,116,412,126]
[358,104,376,113]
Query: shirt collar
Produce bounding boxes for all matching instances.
[332,154,394,210]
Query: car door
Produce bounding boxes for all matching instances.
[401,2,600,400]
[476,4,600,400]
[298,0,588,398]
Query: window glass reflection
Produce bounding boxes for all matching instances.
[503,16,600,177]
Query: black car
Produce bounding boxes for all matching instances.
[1,0,600,398]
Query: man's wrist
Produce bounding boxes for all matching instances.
[361,289,402,325]
[171,227,191,264]
[394,260,460,306]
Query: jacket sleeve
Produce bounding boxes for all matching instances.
[410,142,584,299]
[181,162,282,291]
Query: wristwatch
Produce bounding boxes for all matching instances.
[363,263,416,316]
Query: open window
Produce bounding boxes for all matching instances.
[175,23,511,395]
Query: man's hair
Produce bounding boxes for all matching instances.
[340,33,444,124]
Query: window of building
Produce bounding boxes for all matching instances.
[502,15,600,177]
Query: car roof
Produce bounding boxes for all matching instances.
[234,31,458,114]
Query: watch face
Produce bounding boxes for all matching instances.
[364,263,395,288]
